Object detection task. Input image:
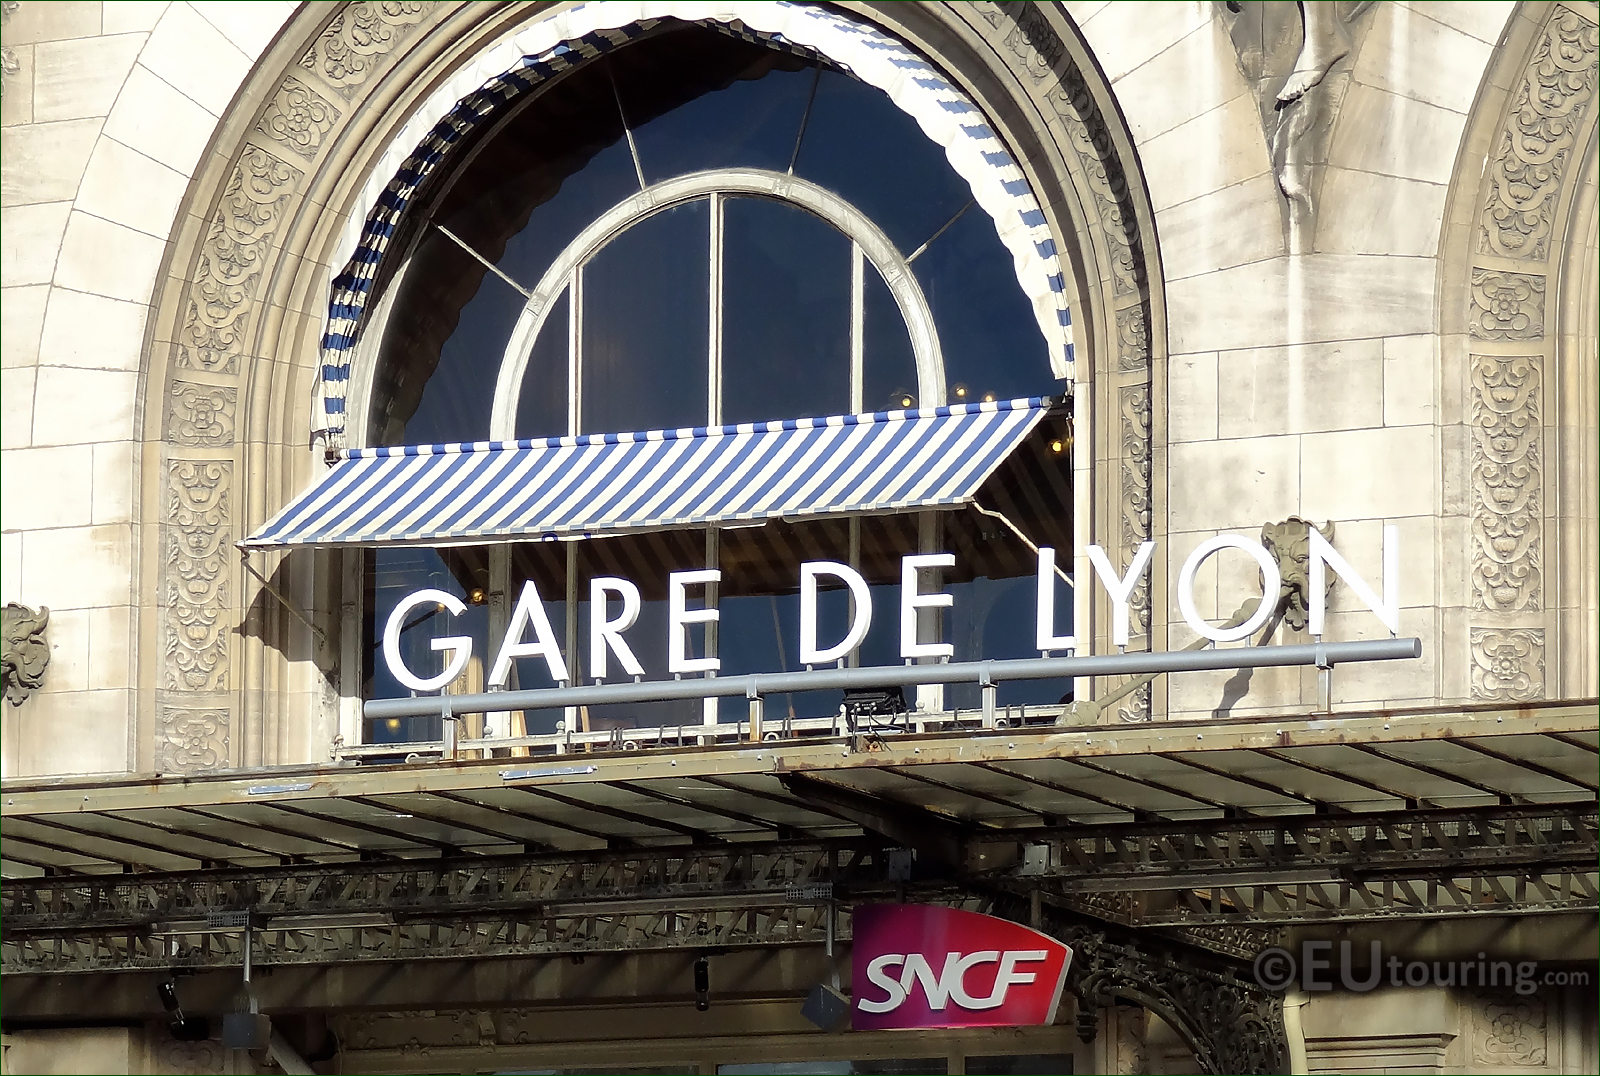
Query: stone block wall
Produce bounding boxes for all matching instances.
[0,1,297,777]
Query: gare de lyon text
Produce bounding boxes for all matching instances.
[382,528,1401,694]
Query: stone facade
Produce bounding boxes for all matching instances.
[1,1,1596,1072]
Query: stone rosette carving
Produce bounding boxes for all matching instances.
[163,461,232,693]
[257,74,342,161]
[1479,7,1600,261]
[176,147,303,375]
[2,603,49,706]
[301,0,429,97]
[1470,627,1545,700]
[157,704,230,772]
[1469,269,1547,340]
[168,382,238,447]
[1473,996,1548,1066]
[1470,355,1542,611]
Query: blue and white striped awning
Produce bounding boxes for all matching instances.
[244,398,1049,549]
[312,2,1075,444]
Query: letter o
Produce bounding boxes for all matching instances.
[1177,535,1283,643]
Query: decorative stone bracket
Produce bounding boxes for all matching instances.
[2,604,50,706]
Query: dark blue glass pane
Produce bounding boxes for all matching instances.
[432,57,639,294]
[793,70,971,254]
[363,547,492,745]
[581,200,710,433]
[913,208,1057,405]
[721,197,850,424]
[368,230,526,446]
[515,288,570,438]
[624,60,816,183]
[861,261,918,413]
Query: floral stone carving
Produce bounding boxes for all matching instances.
[2,603,49,705]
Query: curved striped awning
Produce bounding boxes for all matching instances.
[244,398,1050,550]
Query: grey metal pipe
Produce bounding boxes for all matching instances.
[362,637,1422,720]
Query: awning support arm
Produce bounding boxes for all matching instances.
[239,552,329,652]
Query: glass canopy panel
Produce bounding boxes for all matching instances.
[721,196,851,424]
[579,199,711,434]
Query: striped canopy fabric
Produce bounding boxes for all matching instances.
[243,398,1049,550]
[312,2,1075,444]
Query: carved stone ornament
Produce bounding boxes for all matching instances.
[1473,996,1549,1067]
[257,74,341,161]
[175,147,303,376]
[168,382,238,447]
[973,2,1155,719]
[300,0,429,97]
[163,461,232,693]
[1469,626,1546,701]
[1479,7,1600,261]
[1470,354,1543,612]
[2,603,49,706]
[1468,268,1547,340]
[157,704,231,773]
[1260,516,1335,631]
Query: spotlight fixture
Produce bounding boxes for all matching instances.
[158,978,211,1042]
[890,389,915,410]
[951,383,969,401]
[468,586,488,605]
[693,955,710,1012]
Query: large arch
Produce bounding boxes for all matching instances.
[131,1,1167,774]
[1436,0,1600,704]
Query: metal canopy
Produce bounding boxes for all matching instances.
[3,701,1595,975]
[3,701,1595,876]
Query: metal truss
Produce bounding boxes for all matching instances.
[5,805,1593,974]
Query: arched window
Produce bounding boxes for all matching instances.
[302,20,1073,746]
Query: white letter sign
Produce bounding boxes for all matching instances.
[1309,524,1400,636]
[589,576,645,680]
[382,589,473,693]
[1086,542,1155,647]
[800,561,873,665]
[490,581,570,687]
[1176,535,1282,643]
[900,553,955,660]
[1035,547,1075,654]
[668,569,721,674]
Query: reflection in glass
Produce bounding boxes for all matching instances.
[367,231,526,446]
[515,288,570,439]
[363,546,492,744]
[722,197,850,424]
[795,70,972,253]
[913,208,1053,405]
[862,261,918,412]
[581,201,710,434]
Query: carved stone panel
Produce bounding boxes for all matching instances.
[1469,626,1546,701]
[167,382,238,447]
[1479,7,1600,261]
[1468,269,1547,340]
[256,74,342,161]
[1472,995,1549,1067]
[300,0,429,98]
[156,704,231,773]
[162,461,232,693]
[175,147,303,375]
[1470,354,1543,612]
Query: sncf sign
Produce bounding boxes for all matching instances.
[851,904,1071,1031]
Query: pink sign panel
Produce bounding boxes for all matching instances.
[851,904,1072,1031]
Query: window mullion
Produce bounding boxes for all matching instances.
[568,270,581,436]
[708,192,723,426]
[850,242,865,414]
